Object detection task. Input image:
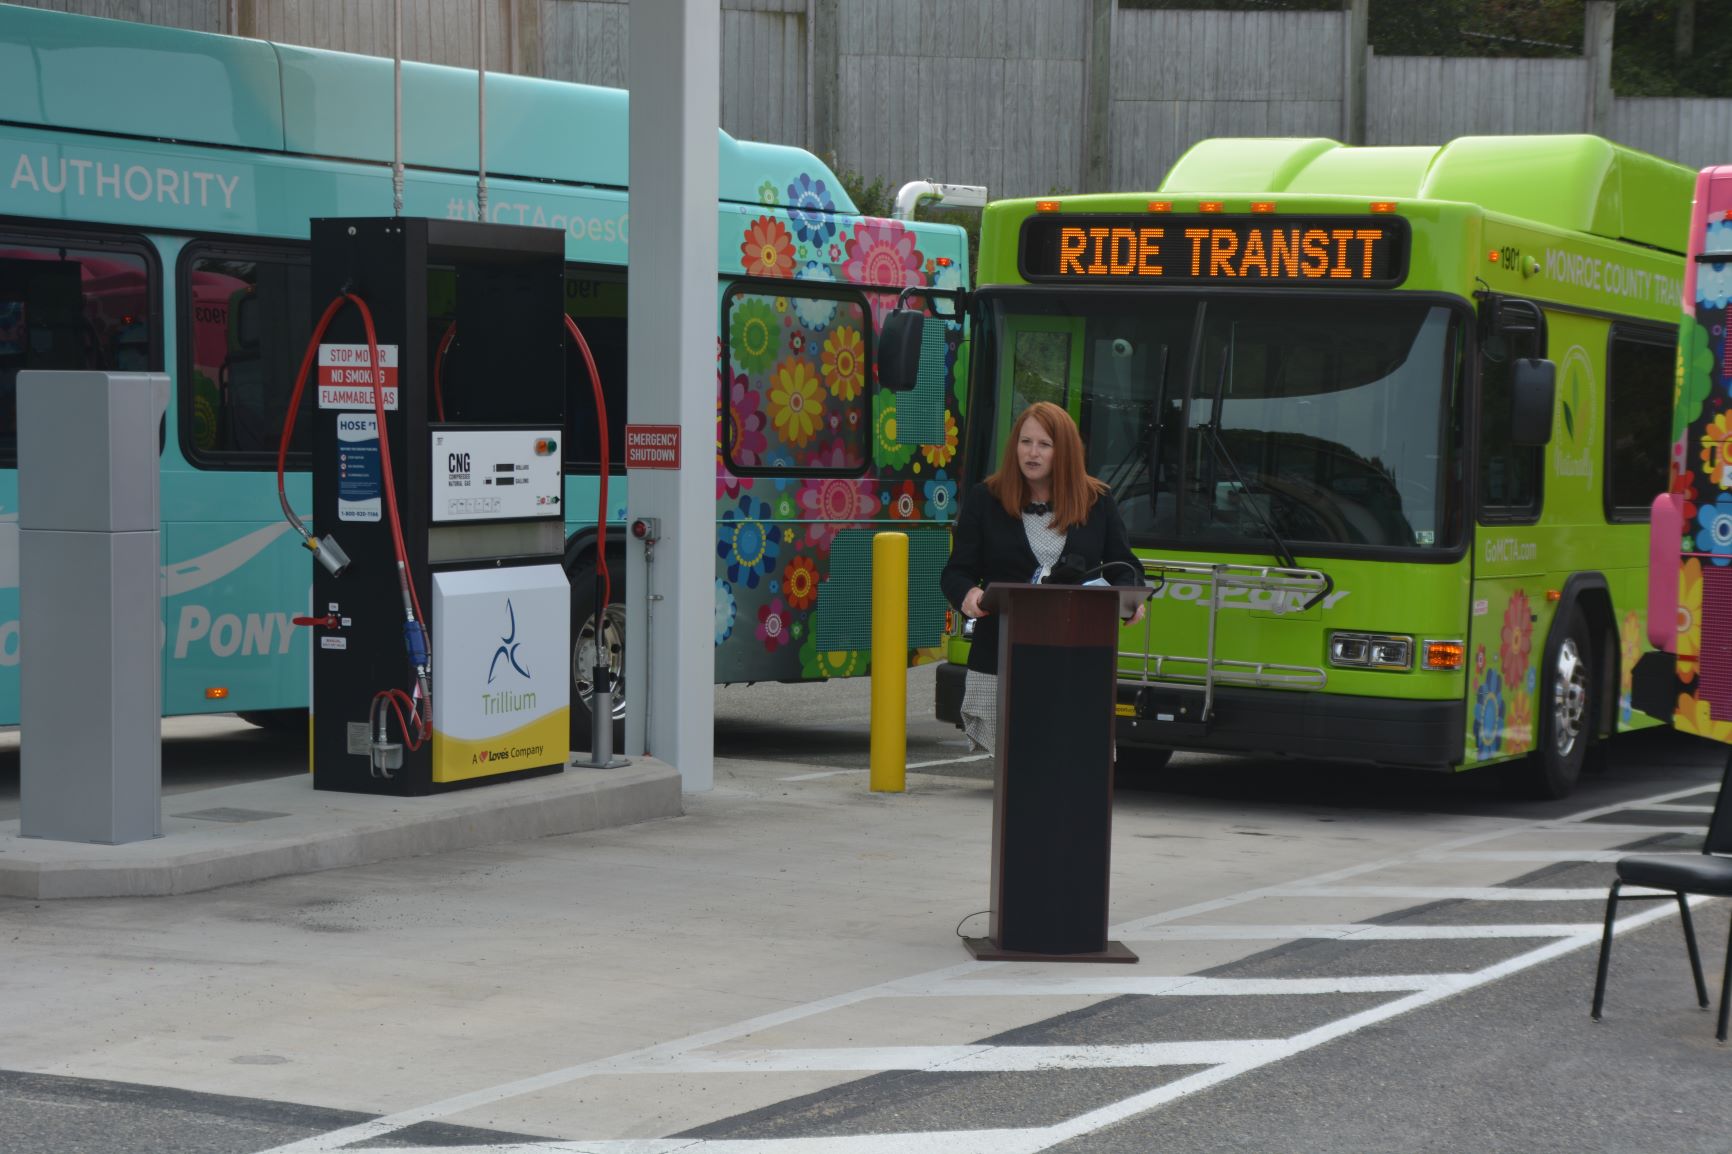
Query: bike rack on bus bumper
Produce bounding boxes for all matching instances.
[1119,559,1330,737]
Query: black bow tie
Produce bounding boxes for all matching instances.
[1024,502,1050,515]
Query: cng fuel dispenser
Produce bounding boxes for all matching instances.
[291,217,570,794]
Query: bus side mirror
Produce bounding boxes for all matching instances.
[1510,357,1555,446]
[877,308,925,393]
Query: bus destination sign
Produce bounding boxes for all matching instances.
[1019,214,1409,286]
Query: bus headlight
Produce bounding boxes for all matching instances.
[961,616,976,640]
[1329,631,1412,671]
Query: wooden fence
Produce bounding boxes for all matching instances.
[10,0,1732,198]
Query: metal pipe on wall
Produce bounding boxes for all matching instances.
[392,0,404,216]
[478,0,489,220]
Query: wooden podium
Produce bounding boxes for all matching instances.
[963,582,1141,963]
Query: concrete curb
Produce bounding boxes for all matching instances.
[0,760,683,899]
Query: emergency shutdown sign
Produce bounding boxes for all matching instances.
[624,424,681,469]
[317,343,400,410]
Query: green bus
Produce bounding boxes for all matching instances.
[933,135,1689,798]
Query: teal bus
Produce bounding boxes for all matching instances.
[933,135,1689,797]
[0,6,971,747]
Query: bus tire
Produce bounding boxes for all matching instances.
[237,708,308,735]
[1518,607,1595,800]
[569,554,627,756]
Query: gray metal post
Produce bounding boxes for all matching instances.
[624,0,718,789]
[1583,1,1615,136]
[18,371,168,844]
[1343,0,1368,145]
[1081,0,1114,192]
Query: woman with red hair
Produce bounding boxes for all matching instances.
[940,401,1146,753]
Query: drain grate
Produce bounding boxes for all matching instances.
[173,808,288,824]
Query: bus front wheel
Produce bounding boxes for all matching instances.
[569,556,627,756]
[1517,607,1595,800]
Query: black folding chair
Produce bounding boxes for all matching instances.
[1591,753,1732,1042]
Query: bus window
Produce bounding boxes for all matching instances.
[0,236,156,466]
[1478,312,1545,521]
[1604,327,1674,522]
[723,284,869,475]
[562,271,627,475]
[180,244,312,466]
[1184,298,1457,550]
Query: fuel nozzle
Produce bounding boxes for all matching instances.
[305,533,351,577]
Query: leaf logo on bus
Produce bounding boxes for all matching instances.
[1562,370,1581,441]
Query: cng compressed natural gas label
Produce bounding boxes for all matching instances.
[430,565,569,782]
[335,413,382,522]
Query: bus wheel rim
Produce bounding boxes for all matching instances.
[573,604,628,719]
[1551,637,1587,758]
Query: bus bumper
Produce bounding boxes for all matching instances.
[941,665,1463,770]
[1116,683,1465,770]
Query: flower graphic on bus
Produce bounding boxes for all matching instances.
[821,325,866,401]
[924,471,957,521]
[1473,669,1506,759]
[730,297,780,374]
[1504,689,1533,756]
[1700,412,1732,489]
[787,173,837,244]
[742,215,796,278]
[768,360,824,448]
[1499,590,1532,687]
[1669,449,1700,526]
[888,480,920,520]
[783,556,818,611]
[725,371,769,472]
[1674,321,1713,442]
[1697,219,1732,308]
[797,477,880,552]
[872,390,915,468]
[1676,690,1732,742]
[718,496,778,588]
[845,220,925,325]
[757,597,791,652]
[1696,495,1732,564]
[921,410,959,469]
[1679,558,1703,680]
[800,631,865,679]
[714,579,737,646]
[793,261,839,329]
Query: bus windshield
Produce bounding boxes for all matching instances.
[979,291,1465,553]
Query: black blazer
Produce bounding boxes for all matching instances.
[940,481,1144,676]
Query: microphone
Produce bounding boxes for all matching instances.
[1043,555,1146,586]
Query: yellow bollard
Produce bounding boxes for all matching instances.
[870,530,908,793]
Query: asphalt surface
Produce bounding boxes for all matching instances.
[1,668,1729,1153]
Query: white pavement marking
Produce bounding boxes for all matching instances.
[906,753,992,770]
[263,783,1717,1154]
[1009,900,1694,1152]
[778,753,990,781]
[1278,885,1667,902]
[1534,822,1709,835]
[1419,850,1640,864]
[907,974,1452,997]
[613,1039,1288,1074]
[1630,803,1715,813]
[326,1137,1022,1154]
[1122,922,1603,941]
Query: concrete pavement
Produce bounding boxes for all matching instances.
[2,726,1727,1152]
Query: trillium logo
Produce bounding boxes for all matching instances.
[487,599,530,683]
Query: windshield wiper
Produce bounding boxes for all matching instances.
[1198,356,1333,611]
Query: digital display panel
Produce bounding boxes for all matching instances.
[1019,214,1409,286]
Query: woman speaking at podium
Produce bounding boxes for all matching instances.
[941,401,1145,754]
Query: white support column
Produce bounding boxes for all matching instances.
[624,0,717,790]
